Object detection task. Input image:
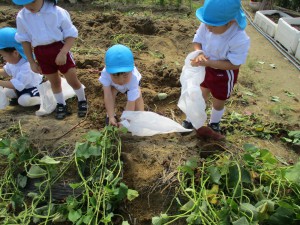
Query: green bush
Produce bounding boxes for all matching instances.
[274,0,300,12]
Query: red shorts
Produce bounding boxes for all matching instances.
[200,67,239,100]
[34,41,76,75]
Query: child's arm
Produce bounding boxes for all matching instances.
[193,42,202,51]
[0,68,14,88]
[55,37,75,66]
[0,80,15,89]
[103,86,118,126]
[0,68,8,78]
[195,59,240,70]
[22,42,42,74]
[125,100,135,111]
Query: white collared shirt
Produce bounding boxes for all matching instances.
[193,23,250,66]
[99,67,142,102]
[4,58,43,91]
[15,1,78,47]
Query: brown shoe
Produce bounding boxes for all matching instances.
[196,126,225,140]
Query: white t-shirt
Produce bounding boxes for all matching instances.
[193,23,250,66]
[4,58,43,92]
[15,1,78,47]
[99,67,142,101]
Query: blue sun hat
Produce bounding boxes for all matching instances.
[12,0,34,5]
[0,27,27,59]
[196,0,247,30]
[105,44,134,74]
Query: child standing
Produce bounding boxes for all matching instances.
[99,44,144,126]
[0,27,42,107]
[182,0,250,140]
[13,0,87,119]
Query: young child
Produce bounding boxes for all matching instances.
[13,0,87,119]
[182,0,250,140]
[99,44,144,126]
[0,27,42,107]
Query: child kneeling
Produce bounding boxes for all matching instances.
[0,27,42,107]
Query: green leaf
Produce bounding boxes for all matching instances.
[85,130,102,142]
[39,156,60,164]
[69,183,81,189]
[12,136,29,154]
[17,173,27,188]
[243,144,258,152]
[152,214,169,225]
[101,212,114,223]
[208,166,222,184]
[114,182,128,202]
[0,139,11,155]
[270,96,280,102]
[122,221,130,225]
[75,142,90,158]
[0,146,10,155]
[240,203,258,220]
[68,209,82,223]
[180,200,194,212]
[289,131,300,138]
[27,165,47,178]
[268,207,294,224]
[27,192,38,198]
[260,149,277,165]
[186,212,201,224]
[232,216,249,225]
[127,189,139,201]
[285,162,300,185]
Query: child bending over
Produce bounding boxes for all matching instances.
[99,44,144,126]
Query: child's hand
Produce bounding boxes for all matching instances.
[55,51,67,66]
[108,116,118,127]
[30,62,42,74]
[190,53,209,67]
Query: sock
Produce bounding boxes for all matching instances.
[74,86,86,102]
[54,92,66,105]
[210,107,225,124]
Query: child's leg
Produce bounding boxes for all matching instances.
[46,72,70,119]
[63,68,87,117]
[200,86,210,102]
[209,97,226,132]
[3,88,17,99]
[18,94,40,107]
[63,68,86,101]
[46,72,64,103]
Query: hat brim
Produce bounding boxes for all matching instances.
[196,8,247,30]
[106,66,134,74]
[196,8,229,27]
[235,9,247,30]
[12,0,34,5]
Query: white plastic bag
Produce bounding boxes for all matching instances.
[0,87,9,109]
[120,111,192,136]
[35,78,76,116]
[177,50,207,129]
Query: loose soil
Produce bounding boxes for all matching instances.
[0,1,300,224]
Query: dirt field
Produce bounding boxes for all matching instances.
[0,1,300,224]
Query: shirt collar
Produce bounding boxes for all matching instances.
[24,1,53,14]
